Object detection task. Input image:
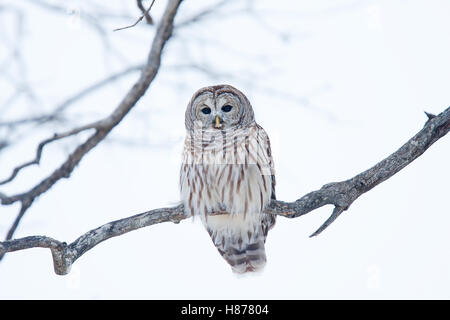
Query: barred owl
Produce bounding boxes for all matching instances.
[180,84,276,273]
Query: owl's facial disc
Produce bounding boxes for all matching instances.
[193,92,241,130]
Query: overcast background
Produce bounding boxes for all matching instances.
[0,0,449,299]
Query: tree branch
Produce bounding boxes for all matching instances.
[0,121,99,186]
[0,64,144,129]
[265,106,450,236]
[0,107,448,274]
[0,205,186,275]
[0,64,145,186]
[175,0,228,28]
[136,0,154,25]
[0,0,183,244]
[113,0,156,32]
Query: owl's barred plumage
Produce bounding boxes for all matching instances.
[180,84,276,273]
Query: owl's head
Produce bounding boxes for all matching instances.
[185,84,255,131]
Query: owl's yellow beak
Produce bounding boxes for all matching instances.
[214,115,222,129]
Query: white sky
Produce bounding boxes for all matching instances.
[0,0,449,299]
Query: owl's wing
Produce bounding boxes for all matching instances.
[255,123,276,200]
[267,141,276,201]
[255,124,277,240]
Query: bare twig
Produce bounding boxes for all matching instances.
[176,0,228,28]
[0,121,100,186]
[0,140,8,151]
[0,0,183,245]
[114,0,156,32]
[5,199,33,241]
[24,0,108,38]
[0,64,144,129]
[137,0,154,25]
[0,114,62,128]
[21,0,132,64]
[1,106,448,273]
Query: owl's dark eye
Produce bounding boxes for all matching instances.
[221,105,233,112]
[201,107,211,115]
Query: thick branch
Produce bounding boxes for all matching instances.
[0,205,185,275]
[265,107,450,236]
[0,107,448,274]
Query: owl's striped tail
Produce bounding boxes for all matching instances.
[217,236,266,273]
[206,215,268,273]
